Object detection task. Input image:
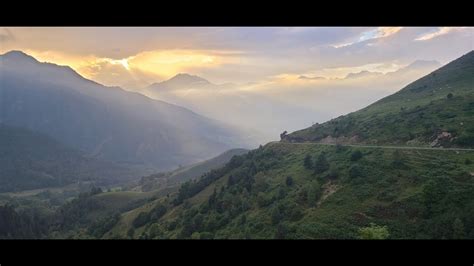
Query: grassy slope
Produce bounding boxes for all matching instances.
[287,50,474,147]
[48,190,159,238]
[106,143,474,239]
[137,148,249,192]
[41,149,249,238]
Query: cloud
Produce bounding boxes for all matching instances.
[298,75,326,80]
[332,27,403,48]
[127,49,241,80]
[2,27,472,88]
[414,27,459,41]
[0,28,15,42]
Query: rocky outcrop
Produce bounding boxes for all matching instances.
[430,131,454,147]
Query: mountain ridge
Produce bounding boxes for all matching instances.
[0,125,137,192]
[147,73,212,91]
[0,51,256,171]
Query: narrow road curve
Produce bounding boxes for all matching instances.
[271,141,474,152]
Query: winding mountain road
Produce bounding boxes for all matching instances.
[273,141,474,152]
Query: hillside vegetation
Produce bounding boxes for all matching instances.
[92,51,474,239]
[137,149,249,192]
[99,143,473,239]
[286,51,474,148]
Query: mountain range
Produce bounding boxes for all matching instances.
[0,50,473,239]
[0,51,257,172]
[141,60,442,141]
[0,125,137,192]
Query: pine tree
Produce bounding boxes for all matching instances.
[452,218,466,239]
[314,153,329,174]
[303,154,313,169]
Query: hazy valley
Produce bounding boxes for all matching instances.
[0,26,473,240]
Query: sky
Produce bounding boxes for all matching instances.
[1,27,472,88]
[1,27,473,139]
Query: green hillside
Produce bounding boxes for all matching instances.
[48,188,161,239]
[137,149,249,192]
[285,50,474,148]
[100,143,473,239]
[85,51,474,240]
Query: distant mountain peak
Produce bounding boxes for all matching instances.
[0,50,39,63]
[406,59,441,69]
[147,73,212,91]
[1,50,103,88]
[344,70,383,79]
[168,73,210,84]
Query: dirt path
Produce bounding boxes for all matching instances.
[272,141,474,152]
[316,181,339,207]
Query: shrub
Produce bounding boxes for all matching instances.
[303,155,313,169]
[349,165,362,179]
[148,223,163,239]
[199,232,214,239]
[358,223,390,239]
[257,192,271,208]
[271,206,283,225]
[127,228,135,238]
[314,153,330,174]
[307,181,322,206]
[326,168,339,180]
[132,212,150,228]
[452,218,466,239]
[149,204,167,221]
[335,144,346,153]
[391,150,406,169]
[350,150,363,161]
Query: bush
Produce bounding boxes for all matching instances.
[391,150,406,168]
[335,144,346,153]
[326,168,339,180]
[452,218,466,239]
[349,165,362,179]
[314,153,330,174]
[271,206,283,225]
[132,212,149,228]
[257,192,272,208]
[350,151,363,161]
[303,155,313,169]
[455,135,474,147]
[148,223,163,239]
[149,204,167,220]
[307,181,322,206]
[167,220,178,230]
[358,223,390,239]
[275,223,289,239]
[127,228,135,238]
[199,232,214,239]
